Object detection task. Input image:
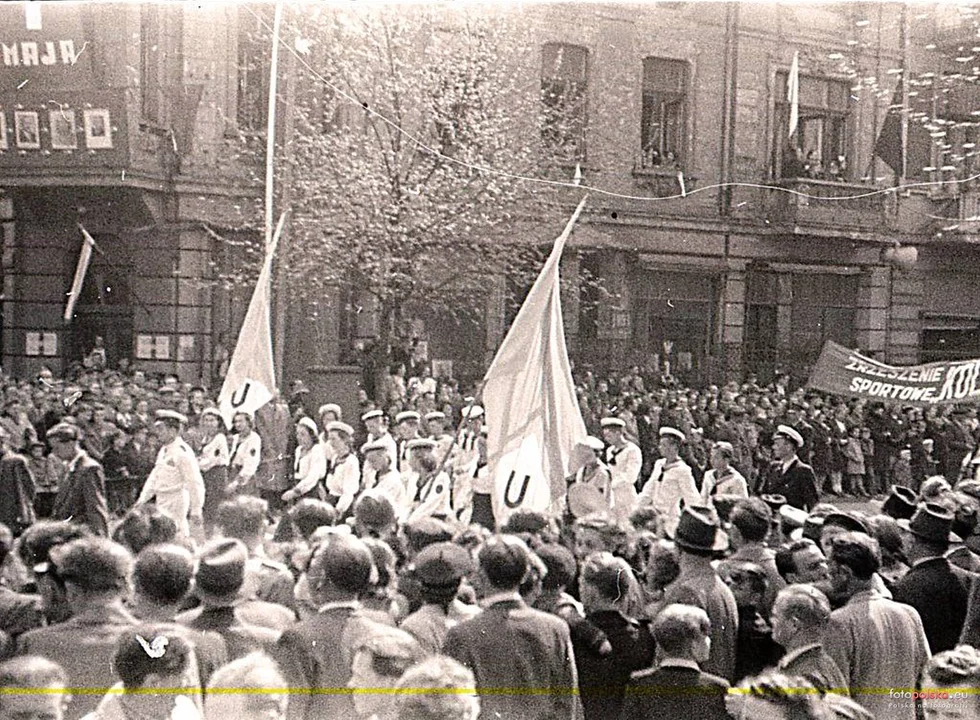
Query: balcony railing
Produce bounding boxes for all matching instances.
[767,177,885,232]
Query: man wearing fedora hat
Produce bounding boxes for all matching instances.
[765,425,819,512]
[892,502,974,653]
[660,506,739,682]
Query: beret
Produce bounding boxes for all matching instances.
[155,409,188,426]
[46,422,79,442]
[406,437,436,451]
[461,405,484,420]
[361,409,384,422]
[395,411,421,423]
[325,421,355,437]
[774,424,804,447]
[318,403,342,417]
[424,411,446,422]
[297,417,319,436]
[361,438,389,454]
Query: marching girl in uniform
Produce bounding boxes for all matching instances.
[197,408,230,530]
[322,421,361,517]
[405,437,453,524]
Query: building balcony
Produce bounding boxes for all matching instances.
[765,177,886,235]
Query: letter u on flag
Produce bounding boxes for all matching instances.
[482,197,590,526]
[217,214,285,428]
[64,224,96,322]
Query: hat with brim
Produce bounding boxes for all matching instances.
[406,437,436,452]
[780,504,809,531]
[46,422,79,443]
[600,417,626,429]
[897,502,961,544]
[567,483,607,518]
[461,406,484,420]
[823,512,871,536]
[194,538,252,606]
[155,409,188,428]
[318,403,342,418]
[774,424,804,447]
[792,514,825,542]
[659,426,685,443]
[580,436,605,452]
[761,494,787,514]
[325,421,355,438]
[881,485,918,520]
[674,505,729,553]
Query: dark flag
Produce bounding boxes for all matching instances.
[874,78,932,177]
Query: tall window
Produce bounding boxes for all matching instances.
[541,43,588,163]
[640,58,688,169]
[774,72,852,181]
[237,5,272,132]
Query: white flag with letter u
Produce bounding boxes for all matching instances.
[483,197,590,526]
[217,215,284,428]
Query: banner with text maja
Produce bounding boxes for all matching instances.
[483,197,590,525]
[807,340,980,406]
[217,216,284,428]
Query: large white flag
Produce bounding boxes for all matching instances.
[64,224,95,322]
[217,214,285,428]
[787,51,800,138]
[483,197,590,526]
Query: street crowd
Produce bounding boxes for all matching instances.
[0,360,976,719]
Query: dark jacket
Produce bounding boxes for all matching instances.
[0,452,35,534]
[893,556,975,653]
[620,663,730,720]
[444,597,580,720]
[775,643,848,695]
[51,452,108,536]
[573,609,656,720]
[765,458,819,511]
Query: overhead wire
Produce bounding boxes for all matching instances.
[247,6,980,207]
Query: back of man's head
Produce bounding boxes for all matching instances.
[395,655,479,720]
[0,655,68,720]
[829,532,880,581]
[731,498,772,543]
[217,496,268,541]
[112,505,178,555]
[653,603,710,657]
[289,499,337,540]
[308,534,375,596]
[51,537,133,596]
[774,584,831,630]
[478,535,531,591]
[133,544,194,606]
[18,520,90,569]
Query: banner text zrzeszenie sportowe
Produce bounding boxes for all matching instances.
[807,340,980,406]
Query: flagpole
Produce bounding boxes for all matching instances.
[264,2,284,249]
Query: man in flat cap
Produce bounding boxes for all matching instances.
[47,423,109,537]
[765,425,820,512]
[135,410,205,538]
[638,427,700,538]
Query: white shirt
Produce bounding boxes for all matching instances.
[362,431,398,489]
[605,441,643,488]
[324,453,361,515]
[290,443,328,497]
[197,433,229,473]
[230,431,261,480]
[639,457,699,537]
[701,466,749,503]
[407,471,452,524]
[369,468,406,519]
[139,438,205,515]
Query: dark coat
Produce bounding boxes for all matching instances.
[50,452,108,536]
[765,458,819,511]
[444,598,580,720]
[0,453,35,534]
[573,609,656,720]
[620,664,730,720]
[176,605,278,661]
[893,556,975,653]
